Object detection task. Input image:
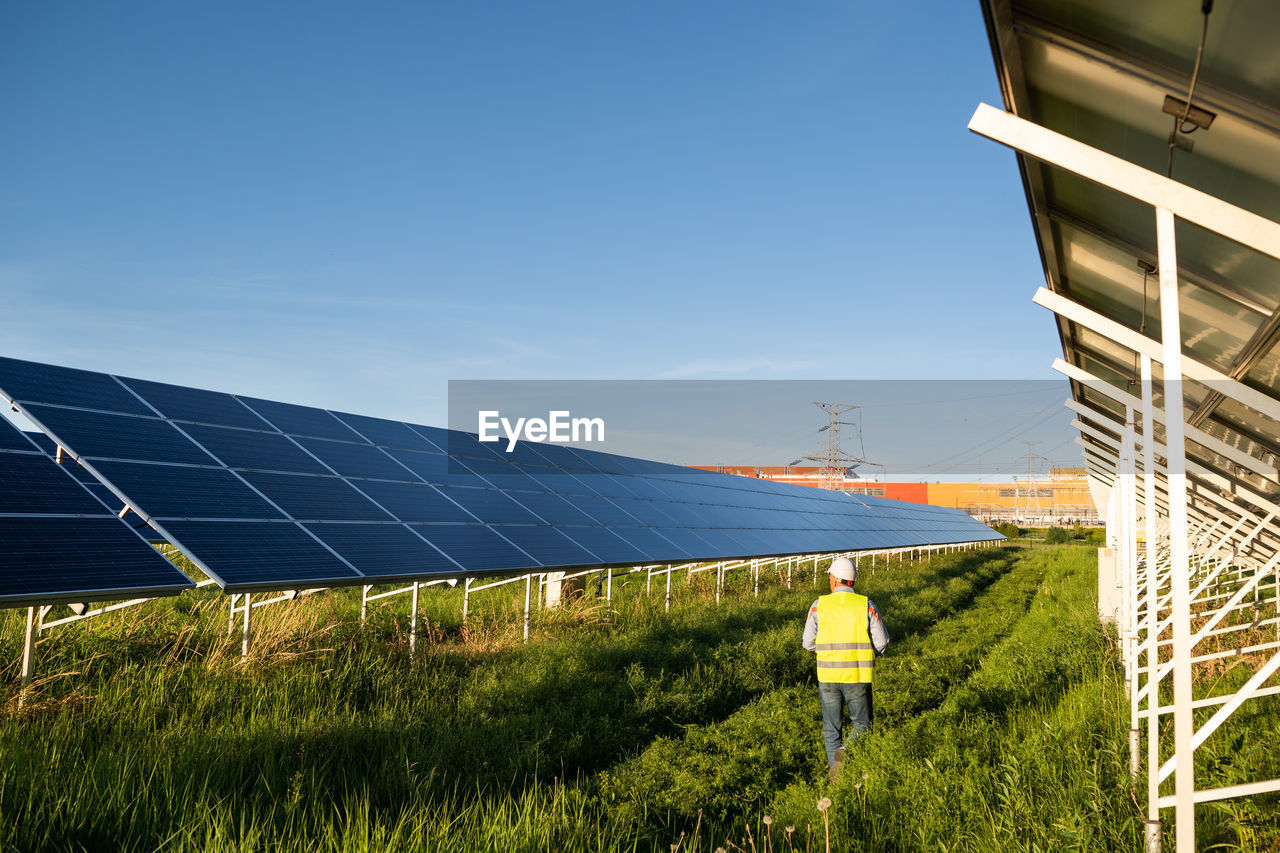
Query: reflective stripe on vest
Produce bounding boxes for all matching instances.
[814,592,874,684]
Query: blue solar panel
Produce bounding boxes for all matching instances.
[0,417,194,605]
[384,448,488,488]
[25,406,216,466]
[616,477,670,501]
[614,499,680,526]
[0,423,35,451]
[506,491,600,526]
[403,424,449,453]
[160,521,361,589]
[453,457,546,491]
[88,461,287,520]
[0,357,1002,593]
[523,471,599,496]
[441,486,544,525]
[576,474,640,498]
[561,527,649,564]
[0,517,194,605]
[524,442,597,471]
[331,412,438,451]
[181,424,331,474]
[120,377,270,430]
[558,495,641,527]
[610,527,688,562]
[0,452,108,515]
[82,482,127,515]
[0,356,152,415]
[351,480,476,524]
[495,526,599,567]
[304,523,459,578]
[295,437,416,481]
[415,524,537,572]
[238,472,394,522]
[241,397,365,442]
[693,530,744,556]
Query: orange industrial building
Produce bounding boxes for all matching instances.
[692,465,1098,525]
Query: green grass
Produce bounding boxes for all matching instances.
[2,545,1278,851]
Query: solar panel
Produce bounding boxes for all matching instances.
[0,418,194,606]
[0,421,35,452]
[490,525,599,567]
[0,356,1003,594]
[303,523,458,578]
[159,520,362,587]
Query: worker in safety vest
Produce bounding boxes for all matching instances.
[802,555,889,783]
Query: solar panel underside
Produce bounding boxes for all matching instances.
[0,418,195,605]
[0,357,1002,593]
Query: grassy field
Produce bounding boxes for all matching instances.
[2,544,1278,852]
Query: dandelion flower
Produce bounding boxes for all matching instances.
[786,826,795,834]
[817,797,831,812]
[763,815,773,827]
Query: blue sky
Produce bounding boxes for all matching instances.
[0,2,1072,473]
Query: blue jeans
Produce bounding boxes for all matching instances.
[819,681,872,765]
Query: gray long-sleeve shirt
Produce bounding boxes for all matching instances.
[802,587,890,654]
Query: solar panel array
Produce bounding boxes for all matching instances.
[0,357,1001,594]
[0,416,195,605]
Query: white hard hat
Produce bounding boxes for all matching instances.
[829,556,857,582]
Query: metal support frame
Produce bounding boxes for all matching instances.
[20,606,38,692]
[409,581,420,661]
[241,592,252,658]
[523,574,532,643]
[971,101,1280,852]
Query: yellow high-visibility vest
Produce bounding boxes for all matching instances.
[814,592,874,684]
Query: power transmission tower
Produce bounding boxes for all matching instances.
[1017,440,1047,524]
[791,402,874,491]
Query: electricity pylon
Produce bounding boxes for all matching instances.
[791,402,875,490]
[1017,440,1047,523]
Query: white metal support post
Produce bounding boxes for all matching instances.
[360,585,371,624]
[1142,353,1163,851]
[752,558,759,598]
[523,574,532,643]
[606,567,612,602]
[1157,206,1195,851]
[20,605,38,693]
[409,581,420,661]
[665,569,672,613]
[462,576,472,621]
[241,592,253,658]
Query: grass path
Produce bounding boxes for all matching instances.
[4,545,1279,851]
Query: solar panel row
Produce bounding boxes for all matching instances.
[0,356,1002,594]
[0,417,195,605]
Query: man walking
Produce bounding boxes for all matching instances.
[802,556,889,783]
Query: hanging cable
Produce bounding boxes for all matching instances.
[1167,2,1213,178]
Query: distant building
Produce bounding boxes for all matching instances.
[690,465,1097,525]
